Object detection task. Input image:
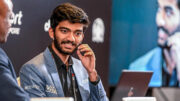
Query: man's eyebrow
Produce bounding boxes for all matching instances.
[59,27,70,31]
[58,27,83,32]
[75,30,83,32]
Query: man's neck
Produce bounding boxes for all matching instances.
[52,43,69,66]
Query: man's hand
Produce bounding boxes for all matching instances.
[168,32,180,81]
[77,44,98,82]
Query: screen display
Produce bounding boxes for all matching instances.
[109,0,180,87]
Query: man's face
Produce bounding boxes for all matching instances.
[156,0,180,47]
[0,0,13,43]
[51,20,84,55]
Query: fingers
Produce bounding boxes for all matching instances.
[78,44,89,50]
[78,44,94,56]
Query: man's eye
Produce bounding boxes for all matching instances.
[75,32,82,36]
[166,11,172,16]
[165,9,173,17]
[61,29,68,33]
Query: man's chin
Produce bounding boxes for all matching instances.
[158,42,168,48]
[157,38,167,48]
[64,51,73,55]
[0,37,7,43]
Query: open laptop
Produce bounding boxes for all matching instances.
[111,70,153,101]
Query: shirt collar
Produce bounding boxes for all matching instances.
[48,45,73,68]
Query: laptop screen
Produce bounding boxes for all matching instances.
[111,70,153,101]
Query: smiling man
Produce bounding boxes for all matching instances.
[19,3,108,101]
[129,0,180,87]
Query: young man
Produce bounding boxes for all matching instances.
[129,0,180,87]
[20,3,108,101]
[0,0,29,100]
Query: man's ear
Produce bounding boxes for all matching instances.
[81,33,84,43]
[79,34,84,45]
[48,27,54,40]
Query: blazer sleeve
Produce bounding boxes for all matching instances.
[20,64,46,97]
[0,50,29,101]
[89,79,109,101]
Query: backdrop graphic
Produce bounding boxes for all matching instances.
[109,0,157,86]
[1,0,111,92]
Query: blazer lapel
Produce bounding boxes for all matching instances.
[72,58,89,101]
[44,48,64,97]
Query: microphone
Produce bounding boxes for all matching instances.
[72,72,77,101]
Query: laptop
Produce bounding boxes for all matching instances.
[111,70,153,101]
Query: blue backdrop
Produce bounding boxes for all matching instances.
[109,0,157,86]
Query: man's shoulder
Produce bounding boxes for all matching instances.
[137,47,161,59]
[0,48,8,58]
[25,52,44,66]
[0,48,6,54]
[20,49,49,74]
[0,48,10,64]
[23,48,50,67]
[129,47,162,69]
[132,47,161,62]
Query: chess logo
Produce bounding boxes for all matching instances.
[8,11,23,35]
[92,18,105,43]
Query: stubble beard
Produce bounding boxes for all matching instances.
[54,36,78,55]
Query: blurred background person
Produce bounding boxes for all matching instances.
[129,0,180,87]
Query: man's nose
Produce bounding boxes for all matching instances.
[67,33,75,41]
[157,12,166,27]
[158,18,166,27]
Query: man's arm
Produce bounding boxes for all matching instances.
[0,58,29,101]
[20,64,46,97]
[167,32,180,82]
[89,77,109,101]
[77,44,109,101]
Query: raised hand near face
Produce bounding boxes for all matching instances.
[77,44,98,82]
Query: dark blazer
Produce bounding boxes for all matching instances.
[20,48,108,101]
[0,48,29,101]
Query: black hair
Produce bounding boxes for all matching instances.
[50,3,90,32]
